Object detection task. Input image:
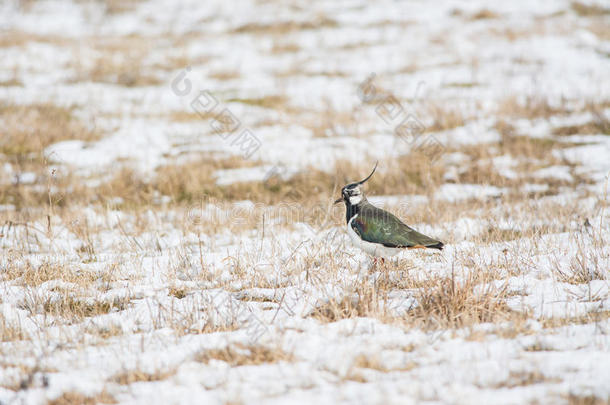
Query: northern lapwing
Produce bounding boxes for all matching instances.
[334,163,444,263]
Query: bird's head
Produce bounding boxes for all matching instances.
[334,162,377,206]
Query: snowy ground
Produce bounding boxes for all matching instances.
[1,0,609,404]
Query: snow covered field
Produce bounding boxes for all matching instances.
[1,0,609,404]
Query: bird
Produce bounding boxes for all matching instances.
[334,162,443,263]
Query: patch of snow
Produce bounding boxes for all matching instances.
[533,165,574,182]
[434,183,505,202]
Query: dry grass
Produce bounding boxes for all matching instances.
[0,30,70,48]
[0,77,23,87]
[309,263,514,331]
[0,103,99,156]
[112,368,176,385]
[168,110,217,122]
[227,95,288,111]
[351,353,416,372]
[553,109,610,136]
[72,56,161,88]
[0,361,51,391]
[540,311,610,329]
[410,270,512,329]
[3,260,99,287]
[555,256,607,284]
[0,102,102,210]
[271,41,301,54]
[209,70,241,81]
[169,286,189,299]
[587,19,610,41]
[495,121,564,159]
[105,133,583,238]
[309,282,383,322]
[0,163,99,210]
[566,394,610,405]
[345,353,417,382]
[469,9,500,20]
[153,156,264,203]
[96,167,156,207]
[146,291,243,336]
[84,322,124,339]
[48,390,117,405]
[303,106,365,138]
[70,36,164,87]
[96,0,145,15]
[571,2,610,17]
[552,234,607,284]
[41,295,129,321]
[493,370,558,388]
[497,95,568,120]
[0,312,28,342]
[195,343,292,366]
[0,95,579,228]
[233,17,338,35]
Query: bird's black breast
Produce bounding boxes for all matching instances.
[345,202,360,224]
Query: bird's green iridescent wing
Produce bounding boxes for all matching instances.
[351,203,443,249]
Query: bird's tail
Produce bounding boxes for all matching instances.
[425,241,444,250]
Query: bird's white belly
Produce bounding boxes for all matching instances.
[347,215,402,257]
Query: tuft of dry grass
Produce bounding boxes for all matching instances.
[227,95,288,111]
[309,262,514,331]
[555,257,607,284]
[540,311,610,329]
[271,41,301,54]
[84,322,124,340]
[469,9,500,20]
[351,353,417,372]
[345,353,417,382]
[168,110,216,122]
[566,394,610,405]
[0,78,23,87]
[492,370,558,388]
[70,36,163,87]
[0,30,70,48]
[0,103,99,156]
[571,2,610,17]
[3,260,98,288]
[303,106,364,138]
[112,368,176,385]
[195,343,292,366]
[209,70,241,81]
[497,95,567,120]
[96,167,156,207]
[0,312,28,342]
[99,0,144,15]
[309,283,382,322]
[233,17,338,35]
[410,269,513,329]
[169,286,188,299]
[587,19,610,41]
[552,234,607,284]
[553,108,610,136]
[48,390,117,405]
[153,156,263,203]
[41,296,129,321]
[0,102,103,210]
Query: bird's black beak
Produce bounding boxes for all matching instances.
[334,197,342,204]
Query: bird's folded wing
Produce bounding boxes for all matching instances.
[352,206,441,248]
